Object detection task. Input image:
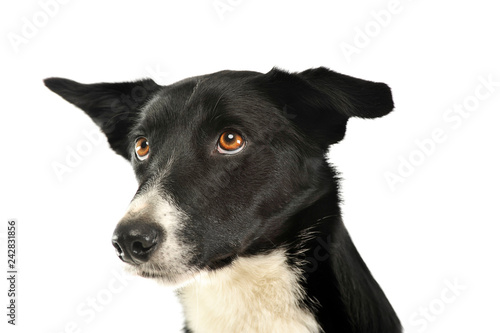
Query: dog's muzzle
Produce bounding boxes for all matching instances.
[111,221,162,265]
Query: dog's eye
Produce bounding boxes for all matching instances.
[135,137,150,160]
[217,131,245,154]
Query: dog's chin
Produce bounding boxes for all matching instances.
[123,263,207,289]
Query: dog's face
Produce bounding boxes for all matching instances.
[45,68,393,285]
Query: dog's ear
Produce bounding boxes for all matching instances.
[44,77,160,159]
[260,67,394,149]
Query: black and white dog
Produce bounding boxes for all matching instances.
[45,67,401,333]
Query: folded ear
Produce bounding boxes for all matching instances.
[44,77,160,159]
[259,67,394,149]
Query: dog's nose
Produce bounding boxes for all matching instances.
[111,222,162,265]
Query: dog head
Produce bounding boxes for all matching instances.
[44,67,393,285]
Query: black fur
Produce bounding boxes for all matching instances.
[44,67,401,333]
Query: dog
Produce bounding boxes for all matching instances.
[44,67,401,333]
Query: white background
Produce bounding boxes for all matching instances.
[1,0,499,332]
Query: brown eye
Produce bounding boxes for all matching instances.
[135,137,150,160]
[217,131,245,154]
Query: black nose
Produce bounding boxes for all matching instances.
[111,222,162,265]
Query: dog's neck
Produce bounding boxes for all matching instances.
[179,190,401,333]
[290,190,401,332]
[179,249,322,333]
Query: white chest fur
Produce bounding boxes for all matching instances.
[179,250,321,333]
